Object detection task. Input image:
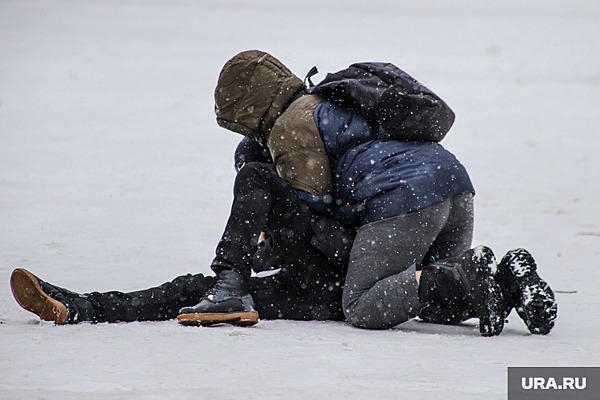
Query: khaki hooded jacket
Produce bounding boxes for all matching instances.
[214,50,332,196]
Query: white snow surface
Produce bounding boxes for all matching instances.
[1,1,599,399]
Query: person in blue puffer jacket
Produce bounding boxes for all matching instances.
[299,100,498,332]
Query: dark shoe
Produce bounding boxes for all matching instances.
[10,268,96,324]
[495,248,557,335]
[418,298,475,325]
[420,246,505,336]
[177,269,259,326]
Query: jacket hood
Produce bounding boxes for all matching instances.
[214,50,304,142]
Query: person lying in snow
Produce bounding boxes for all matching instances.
[11,140,557,336]
[11,138,350,325]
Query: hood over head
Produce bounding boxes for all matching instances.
[214,50,304,142]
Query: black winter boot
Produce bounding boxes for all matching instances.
[419,246,505,336]
[495,248,557,335]
[177,269,259,326]
[10,268,97,324]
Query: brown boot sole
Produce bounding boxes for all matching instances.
[177,311,259,327]
[10,268,69,325]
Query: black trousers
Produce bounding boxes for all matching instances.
[86,270,345,323]
[86,163,345,323]
[213,162,345,318]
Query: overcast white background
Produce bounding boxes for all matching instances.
[1,1,599,399]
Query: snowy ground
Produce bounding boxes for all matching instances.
[1,1,599,399]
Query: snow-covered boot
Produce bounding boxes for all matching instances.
[494,248,557,335]
[419,246,505,336]
[10,268,97,324]
[177,269,258,326]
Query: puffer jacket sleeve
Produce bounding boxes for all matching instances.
[267,95,333,196]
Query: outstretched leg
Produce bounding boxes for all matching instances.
[11,234,344,325]
[87,274,213,323]
[10,268,213,324]
[10,268,93,324]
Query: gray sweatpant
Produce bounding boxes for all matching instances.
[342,193,474,329]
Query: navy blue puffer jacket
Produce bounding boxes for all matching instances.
[303,100,475,226]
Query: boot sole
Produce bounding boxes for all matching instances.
[457,246,505,337]
[10,268,69,325]
[177,311,259,327]
[498,249,557,335]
